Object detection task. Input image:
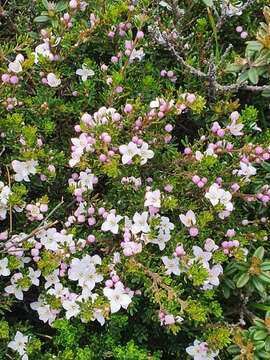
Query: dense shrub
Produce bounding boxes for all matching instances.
[0,0,270,359]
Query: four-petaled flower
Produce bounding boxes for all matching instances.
[8,331,28,359]
[103,281,132,313]
[119,142,139,164]
[101,213,123,234]
[47,73,61,87]
[76,64,95,82]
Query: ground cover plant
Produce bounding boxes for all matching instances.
[0,0,270,359]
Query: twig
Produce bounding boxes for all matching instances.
[217,44,233,68]
[5,166,12,233]
[0,146,5,157]
[0,220,58,253]
[40,197,64,227]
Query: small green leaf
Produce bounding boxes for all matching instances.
[248,68,259,84]
[246,41,264,52]
[227,345,240,354]
[253,246,265,260]
[265,337,270,351]
[258,273,270,285]
[224,278,235,289]
[42,0,49,10]
[34,15,50,23]
[253,330,268,341]
[252,278,265,294]
[226,64,243,72]
[55,1,67,11]
[262,90,270,97]
[237,71,249,84]
[236,273,250,288]
[255,350,270,359]
[249,303,270,311]
[253,318,266,329]
[253,341,265,351]
[202,0,213,6]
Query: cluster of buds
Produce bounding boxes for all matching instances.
[221,239,239,255]
[26,202,48,221]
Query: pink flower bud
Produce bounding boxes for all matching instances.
[124,104,133,113]
[189,227,198,236]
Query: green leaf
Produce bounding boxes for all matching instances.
[253,341,265,351]
[248,68,259,84]
[262,90,270,97]
[252,278,266,294]
[223,286,230,299]
[237,71,249,84]
[258,273,270,284]
[246,41,264,52]
[255,350,270,359]
[34,15,50,23]
[253,318,266,329]
[265,337,270,351]
[55,1,67,11]
[42,0,49,10]
[236,273,250,288]
[227,345,240,354]
[235,263,249,271]
[202,0,213,6]
[224,278,235,289]
[249,303,270,311]
[226,64,243,72]
[253,246,265,260]
[253,330,268,341]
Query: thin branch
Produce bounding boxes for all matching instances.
[0,146,5,157]
[217,44,233,68]
[0,220,58,253]
[5,166,12,233]
[40,197,64,227]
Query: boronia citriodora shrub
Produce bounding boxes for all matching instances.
[0,0,270,359]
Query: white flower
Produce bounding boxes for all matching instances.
[76,64,95,82]
[131,212,150,234]
[8,331,28,357]
[205,183,224,206]
[8,60,22,73]
[47,282,68,298]
[83,264,103,290]
[179,210,196,227]
[40,228,59,251]
[162,256,181,275]
[144,190,161,208]
[238,161,256,182]
[159,1,172,10]
[28,267,41,286]
[229,120,243,136]
[219,191,233,211]
[33,43,53,63]
[47,73,61,87]
[204,239,218,252]
[151,229,170,250]
[44,269,60,289]
[186,339,219,360]
[139,142,154,165]
[119,142,139,164]
[103,282,132,313]
[190,246,212,269]
[63,298,81,319]
[149,98,160,108]
[206,265,223,286]
[78,171,95,190]
[130,48,145,61]
[101,213,123,234]
[0,258,10,276]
